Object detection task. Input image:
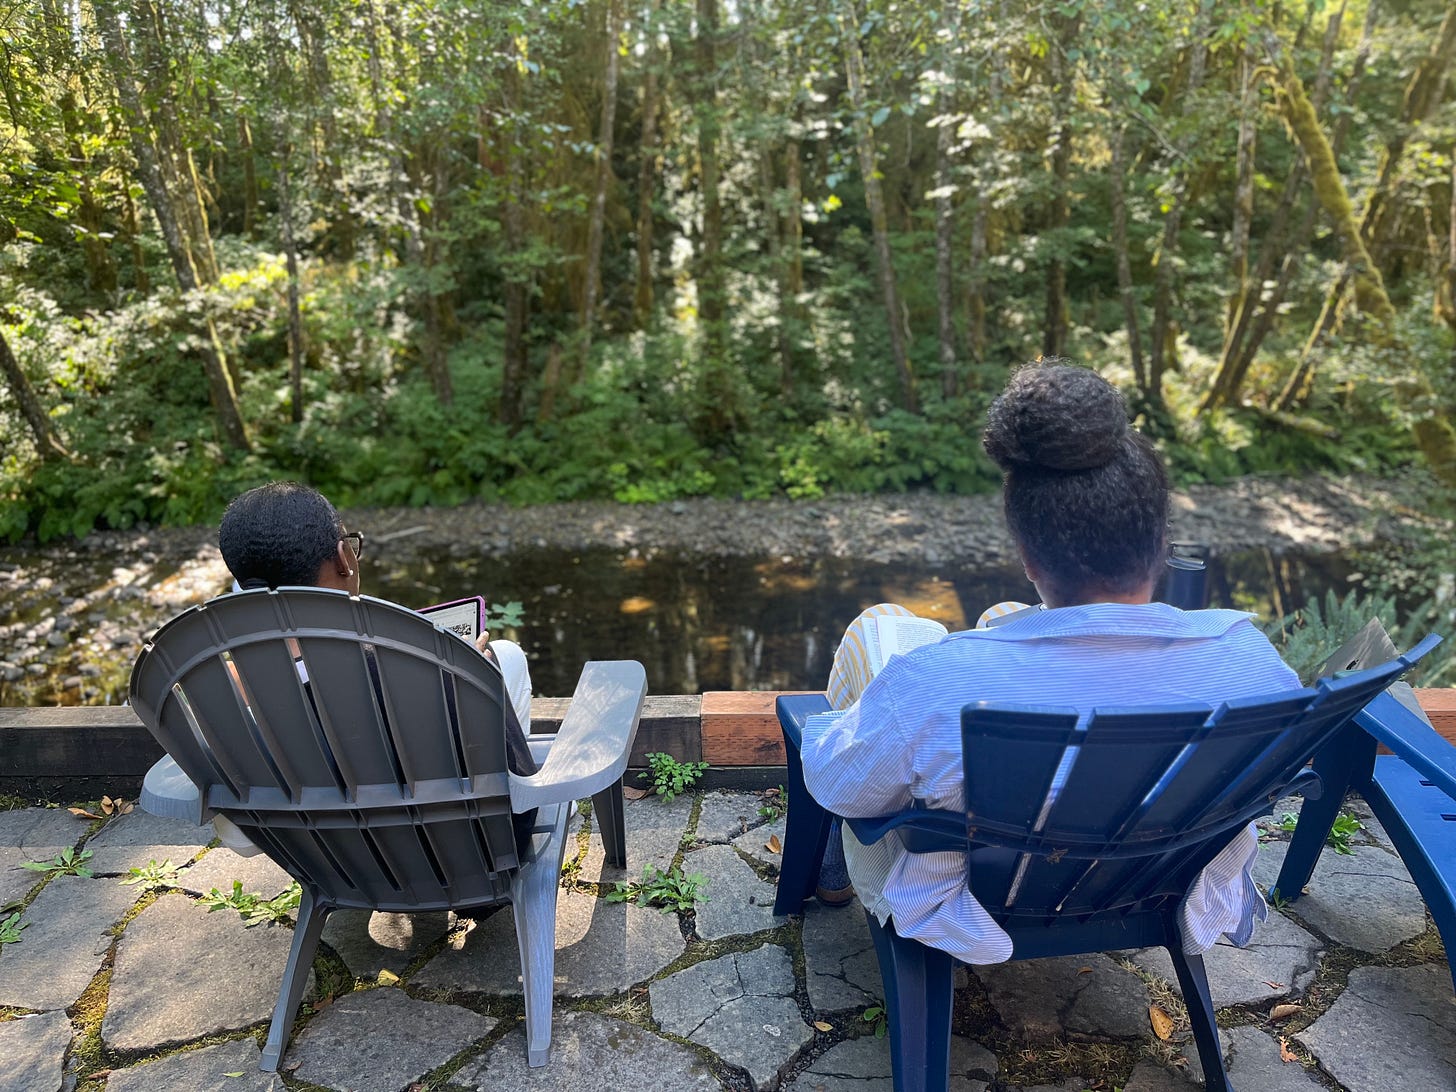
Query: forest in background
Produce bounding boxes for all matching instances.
[1,0,1455,542]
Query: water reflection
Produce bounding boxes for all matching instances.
[0,541,1358,704]
[369,546,1358,697]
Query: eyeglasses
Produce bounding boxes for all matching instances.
[342,530,365,559]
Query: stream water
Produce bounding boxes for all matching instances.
[0,540,1358,706]
[367,545,1357,697]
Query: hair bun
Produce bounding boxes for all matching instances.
[982,362,1129,472]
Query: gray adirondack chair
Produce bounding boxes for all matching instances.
[129,587,646,1072]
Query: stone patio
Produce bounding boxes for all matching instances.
[0,790,1450,1091]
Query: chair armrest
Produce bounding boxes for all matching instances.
[847,809,966,854]
[776,693,833,750]
[140,755,210,825]
[509,661,646,811]
[1356,686,1456,802]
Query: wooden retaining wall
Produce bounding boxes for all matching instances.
[4,690,1455,795]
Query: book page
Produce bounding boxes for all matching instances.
[873,614,949,667]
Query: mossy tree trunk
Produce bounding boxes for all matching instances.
[1270,41,1456,488]
[1204,1,1359,412]
[1277,3,1456,409]
[0,329,69,461]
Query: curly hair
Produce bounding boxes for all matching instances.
[218,481,343,590]
[982,360,1169,603]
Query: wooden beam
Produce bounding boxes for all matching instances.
[0,697,704,781]
[1412,689,1456,747]
[2,690,1452,787]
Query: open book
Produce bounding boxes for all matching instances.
[809,614,949,732]
[865,614,949,674]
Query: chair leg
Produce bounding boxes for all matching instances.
[775,726,833,916]
[1274,725,1376,903]
[1166,945,1232,1092]
[592,779,627,870]
[864,911,954,1092]
[514,804,569,1066]
[261,887,328,1073]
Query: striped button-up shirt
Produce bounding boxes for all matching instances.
[801,602,1301,963]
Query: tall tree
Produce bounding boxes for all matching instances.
[1041,6,1077,362]
[92,0,250,451]
[0,329,69,461]
[1144,0,1213,414]
[840,4,915,412]
[932,0,962,399]
[633,0,663,327]
[580,0,623,354]
[1270,42,1456,486]
[1277,3,1456,409]
[1203,1,1362,412]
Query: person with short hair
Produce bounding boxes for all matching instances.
[218,481,535,730]
[218,480,363,595]
[214,481,540,853]
[802,360,1298,963]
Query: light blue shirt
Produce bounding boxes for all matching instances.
[801,602,1301,963]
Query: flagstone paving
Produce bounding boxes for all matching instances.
[0,791,1451,1091]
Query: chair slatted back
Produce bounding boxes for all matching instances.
[960,637,1438,922]
[130,588,521,911]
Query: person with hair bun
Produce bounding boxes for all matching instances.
[801,360,1298,964]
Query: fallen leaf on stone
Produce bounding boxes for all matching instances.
[68,807,103,821]
[623,785,650,801]
[283,1061,302,1073]
[223,1072,245,1078]
[813,1020,833,1032]
[1280,1037,1298,1063]
[378,969,400,985]
[765,834,782,854]
[1149,1005,1174,1040]
[764,787,781,797]
[89,1070,111,1081]
[1269,1003,1301,1022]
[1263,979,1285,989]
[1077,966,1093,974]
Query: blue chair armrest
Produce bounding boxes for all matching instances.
[846,809,967,855]
[1356,688,1456,803]
[777,693,833,751]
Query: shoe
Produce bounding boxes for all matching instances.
[817,819,853,906]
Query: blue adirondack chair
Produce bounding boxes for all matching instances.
[775,634,1439,1092]
[1273,683,1456,993]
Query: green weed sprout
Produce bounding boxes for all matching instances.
[19,847,93,878]
[120,859,180,892]
[605,865,708,913]
[1277,809,1362,855]
[639,753,709,802]
[201,880,303,926]
[0,912,27,945]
